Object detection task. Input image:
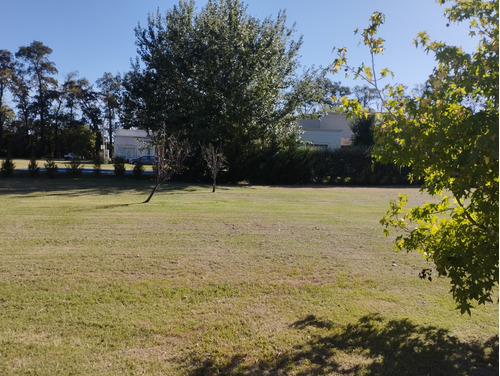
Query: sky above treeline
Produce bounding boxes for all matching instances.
[2,0,477,89]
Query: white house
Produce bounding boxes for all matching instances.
[114,129,154,161]
[299,112,352,149]
[114,113,352,159]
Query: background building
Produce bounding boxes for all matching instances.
[299,112,352,149]
[114,129,154,162]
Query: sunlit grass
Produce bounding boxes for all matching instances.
[0,177,497,375]
[8,158,153,172]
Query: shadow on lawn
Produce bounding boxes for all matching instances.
[0,177,219,197]
[191,313,498,376]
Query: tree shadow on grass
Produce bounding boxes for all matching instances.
[190,313,498,376]
[0,177,216,197]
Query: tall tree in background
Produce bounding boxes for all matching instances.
[125,0,307,180]
[56,73,98,158]
[70,77,103,156]
[9,57,33,156]
[332,0,498,313]
[97,72,121,156]
[0,50,13,156]
[294,73,352,116]
[61,72,82,127]
[352,85,379,110]
[15,41,58,156]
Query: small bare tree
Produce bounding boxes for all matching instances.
[144,128,191,203]
[201,143,226,193]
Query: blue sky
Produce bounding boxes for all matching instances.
[2,0,477,89]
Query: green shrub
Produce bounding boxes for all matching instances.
[132,161,144,179]
[167,142,413,186]
[28,158,40,177]
[1,157,15,177]
[309,147,412,185]
[113,157,126,177]
[44,159,58,179]
[66,158,83,177]
[92,154,103,176]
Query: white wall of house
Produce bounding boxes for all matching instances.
[114,129,154,161]
[320,113,352,140]
[298,112,352,149]
[300,128,342,150]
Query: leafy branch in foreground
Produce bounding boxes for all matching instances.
[332,0,498,314]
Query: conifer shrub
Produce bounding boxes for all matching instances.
[1,157,15,178]
[113,157,126,178]
[93,154,103,176]
[133,161,144,179]
[66,158,83,177]
[44,159,58,179]
[28,157,39,177]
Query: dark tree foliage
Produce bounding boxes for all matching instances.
[309,147,411,186]
[0,50,13,156]
[350,113,375,149]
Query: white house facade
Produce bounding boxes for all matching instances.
[299,112,352,149]
[114,113,352,160]
[114,129,154,161]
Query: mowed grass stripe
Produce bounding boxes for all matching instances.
[0,179,497,375]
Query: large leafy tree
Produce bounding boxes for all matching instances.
[124,0,307,180]
[332,0,498,313]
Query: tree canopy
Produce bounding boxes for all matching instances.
[332,0,498,313]
[123,0,311,181]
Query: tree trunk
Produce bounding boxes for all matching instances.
[108,115,113,157]
[0,86,3,156]
[212,175,216,193]
[143,183,160,203]
[0,116,3,156]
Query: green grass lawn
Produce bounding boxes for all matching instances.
[0,176,497,375]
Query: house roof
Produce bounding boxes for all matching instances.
[115,128,148,138]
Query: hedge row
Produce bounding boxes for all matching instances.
[179,146,414,186]
[307,148,413,186]
[1,147,414,186]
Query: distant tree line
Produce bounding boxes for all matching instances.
[0,0,412,186]
[0,42,121,159]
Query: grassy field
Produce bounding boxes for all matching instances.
[0,175,497,375]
